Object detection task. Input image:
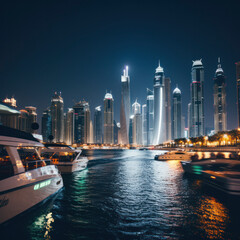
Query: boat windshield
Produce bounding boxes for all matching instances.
[0,145,14,180]
[42,152,78,163]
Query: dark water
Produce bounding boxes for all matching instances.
[2,150,240,239]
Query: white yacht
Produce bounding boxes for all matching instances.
[154,150,192,161]
[202,169,240,195]
[0,126,63,224]
[40,143,88,173]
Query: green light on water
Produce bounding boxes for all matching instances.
[34,179,51,190]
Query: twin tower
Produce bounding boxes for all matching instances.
[119,62,168,145]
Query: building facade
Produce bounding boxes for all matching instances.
[214,58,227,132]
[165,77,171,141]
[132,100,142,145]
[25,106,37,133]
[65,108,74,145]
[94,106,102,144]
[189,60,204,137]
[146,89,154,145]
[103,93,114,144]
[153,61,166,145]
[142,104,147,146]
[73,101,90,144]
[120,66,130,144]
[50,92,64,142]
[172,87,182,139]
[42,108,52,142]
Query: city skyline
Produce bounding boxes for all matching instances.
[1,1,240,130]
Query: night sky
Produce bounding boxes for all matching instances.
[1,0,240,130]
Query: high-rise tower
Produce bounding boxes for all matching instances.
[104,93,114,144]
[42,108,51,142]
[189,60,204,137]
[131,100,142,145]
[120,66,130,144]
[153,61,166,145]
[65,108,74,145]
[172,86,182,139]
[236,61,240,128]
[146,88,154,145]
[142,104,147,146]
[50,92,64,142]
[165,77,171,141]
[94,106,103,144]
[73,101,90,144]
[214,58,227,132]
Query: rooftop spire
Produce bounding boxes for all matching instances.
[126,66,129,77]
[218,57,221,68]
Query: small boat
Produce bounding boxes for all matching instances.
[154,150,192,161]
[0,126,63,224]
[202,169,240,195]
[181,153,240,175]
[40,143,88,173]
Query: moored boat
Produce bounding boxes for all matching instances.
[40,143,88,173]
[154,150,192,161]
[0,126,63,224]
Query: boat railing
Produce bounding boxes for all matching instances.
[23,159,52,171]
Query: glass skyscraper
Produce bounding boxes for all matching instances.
[172,86,182,139]
[165,77,171,141]
[146,88,154,145]
[104,93,114,144]
[153,61,166,145]
[142,104,147,146]
[94,106,102,144]
[214,58,226,132]
[189,60,204,137]
[50,92,64,142]
[42,108,52,142]
[73,101,90,144]
[120,66,130,145]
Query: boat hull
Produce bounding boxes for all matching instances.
[203,171,240,195]
[56,157,88,173]
[0,166,63,224]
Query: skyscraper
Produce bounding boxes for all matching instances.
[165,77,171,141]
[85,104,91,143]
[214,58,227,132]
[42,108,52,142]
[65,108,74,145]
[132,99,141,114]
[146,88,154,145]
[103,93,114,144]
[25,106,37,133]
[120,66,130,144]
[0,101,20,129]
[189,60,204,137]
[132,100,142,145]
[50,92,64,142]
[73,101,89,144]
[236,61,240,128]
[172,87,182,139]
[114,120,120,144]
[94,106,102,144]
[142,104,147,146]
[153,61,166,145]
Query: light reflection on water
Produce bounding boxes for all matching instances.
[2,150,240,240]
